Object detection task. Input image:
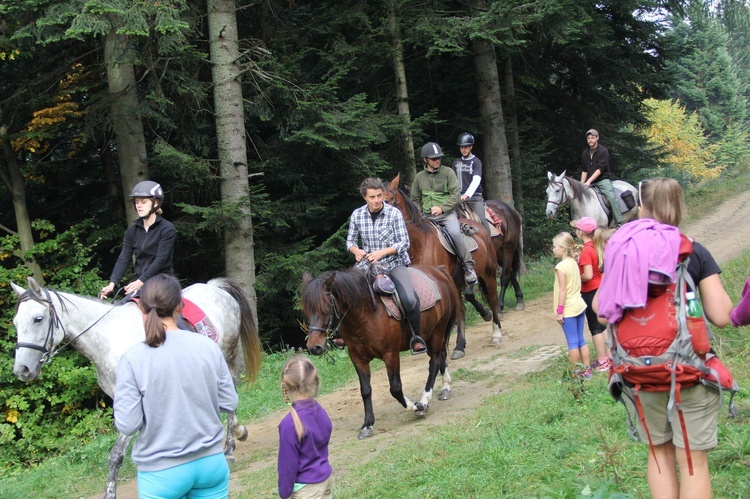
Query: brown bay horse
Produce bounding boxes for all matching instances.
[458,198,526,312]
[384,175,503,360]
[301,265,461,439]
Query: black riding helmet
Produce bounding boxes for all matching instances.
[421,142,444,159]
[457,132,475,146]
[129,180,164,218]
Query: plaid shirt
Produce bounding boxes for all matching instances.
[346,202,411,272]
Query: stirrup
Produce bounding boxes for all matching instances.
[464,269,478,285]
[410,336,427,355]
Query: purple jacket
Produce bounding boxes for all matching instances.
[731,277,750,327]
[598,218,682,323]
[277,399,332,498]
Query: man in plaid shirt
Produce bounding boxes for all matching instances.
[346,177,427,355]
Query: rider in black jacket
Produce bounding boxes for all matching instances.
[100,181,176,300]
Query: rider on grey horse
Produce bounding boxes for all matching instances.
[581,129,622,225]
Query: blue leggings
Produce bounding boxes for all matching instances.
[561,311,586,350]
[137,453,229,499]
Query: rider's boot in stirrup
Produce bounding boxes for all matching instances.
[406,307,426,355]
[464,261,478,285]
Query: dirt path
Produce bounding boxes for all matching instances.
[100,188,750,499]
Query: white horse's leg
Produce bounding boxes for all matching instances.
[491,323,503,344]
[418,388,434,407]
[438,366,452,401]
[104,433,132,499]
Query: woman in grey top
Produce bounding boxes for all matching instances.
[114,274,238,498]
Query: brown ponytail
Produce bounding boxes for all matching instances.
[139,274,182,348]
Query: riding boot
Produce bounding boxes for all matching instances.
[464,260,478,285]
[406,307,426,355]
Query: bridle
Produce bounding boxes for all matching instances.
[15,289,117,365]
[307,291,348,340]
[546,176,577,211]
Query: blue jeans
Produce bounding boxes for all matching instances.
[137,453,229,499]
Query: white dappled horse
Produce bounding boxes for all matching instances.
[12,277,262,499]
[545,171,638,228]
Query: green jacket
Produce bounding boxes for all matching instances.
[410,165,461,215]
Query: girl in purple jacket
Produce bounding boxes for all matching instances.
[278,356,333,499]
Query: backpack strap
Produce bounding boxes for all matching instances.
[673,384,695,476]
[632,385,662,475]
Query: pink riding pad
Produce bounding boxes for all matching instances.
[128,296,220,343]
[380,267,441,320]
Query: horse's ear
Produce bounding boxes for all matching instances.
[547,171,554,180]
[322,273,336,292]
[390,174,400,190]
[27,277,41,294]
[560,170,566,179]
[11,281,26,297]
[301,271,313,287]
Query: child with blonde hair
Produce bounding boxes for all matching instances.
[277,355,333,499]
[552,232,591,378]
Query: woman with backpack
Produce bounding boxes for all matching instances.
[600,177,733,498]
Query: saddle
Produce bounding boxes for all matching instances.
[455,202,504,237]
[127,296,220,342]
[432,222,479,255]
[380,267,441,320]
[591,184,636,225]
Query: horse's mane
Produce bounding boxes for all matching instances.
[564,175,595,201]
[395,188,434,236]
[15,287,72,315]
[301,267,373,316]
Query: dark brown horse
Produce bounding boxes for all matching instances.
[384,175,503,359]
[301,265,461,440]
[457,198,526,312]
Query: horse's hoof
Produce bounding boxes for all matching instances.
[450,349,465,360]
[491,334,503,345]
[415,403,429,416]
[104,490,116,499]
[438,388,452,401]
[225,454,235,464]
[481,309,493,322]
[515,303,525,311]
[234,425,248,442]
[358,426,374,439]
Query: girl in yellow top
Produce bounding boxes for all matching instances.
[552,232,591,378]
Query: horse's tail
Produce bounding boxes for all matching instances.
[209,278,263,385]
[514,225,527,276]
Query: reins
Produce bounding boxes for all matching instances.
[16,289,119,365]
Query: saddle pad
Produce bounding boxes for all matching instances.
[456,203,503,237]
[127,296,220,342]
[380,267,441,320]
[594,186,630,218]
[485,206,504,237]
[181,299,220,343]
[434,223,479,254]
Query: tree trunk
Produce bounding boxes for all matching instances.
[388,0,417,185]
[104,29,149,222]
[503,57,523,212]
[471,0,513,206]
[0,124,46,284]
[207,0,258,324]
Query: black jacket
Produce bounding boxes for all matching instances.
[109,216,176,284]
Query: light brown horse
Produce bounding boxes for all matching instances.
[301,265,461,439]
[384,175,503,359]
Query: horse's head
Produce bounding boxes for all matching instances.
[300,271,338,356]
[545,170,568,219]
[385,175,418,224]
[11,277,66,382]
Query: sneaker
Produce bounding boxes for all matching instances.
[592,359,611,372]
[464,269,478,285]
[410,336,427,355]
[581,368,593,379]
